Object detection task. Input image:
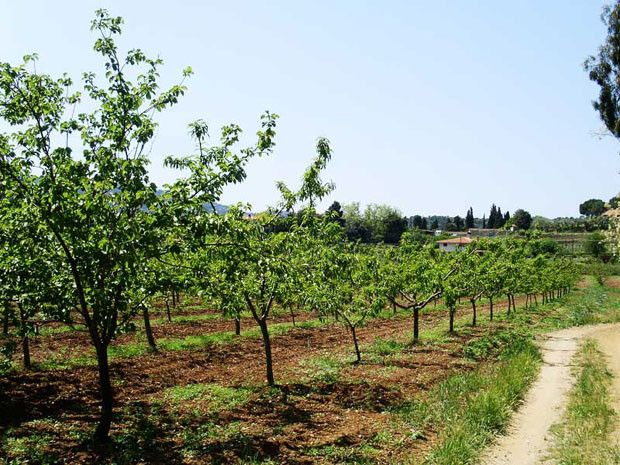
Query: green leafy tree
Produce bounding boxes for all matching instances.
[364,204,407,243]
[585,1,620,138]
[579,198,606,217]
[0,10,199,442]
[445,217,457,231]
[0,195,67,368]
[343,203,371,243]
[382,237,449,342]
[584,231,608,258]
[326,200,345,227]
[314,243,385,362]
[411,215,424,229]
[454,215,464,230]
[186,139,335,386]
[511,209,532,230]
[531,216,554,232]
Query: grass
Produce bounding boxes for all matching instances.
[1,418,85,465]
[181,421,256,459]
[305,443,381,464]
[299,355,345,384]
[2,430,58,465]
[421,336,541,464]
[5,278,620,465]
[160,383,251,413]
[108,318,328,360]
[549,339,620,465]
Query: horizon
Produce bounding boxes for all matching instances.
[2,1,618,218]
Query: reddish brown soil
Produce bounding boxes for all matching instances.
[605,276,620,288]
[26,307,317,364]
[0,293,547,464]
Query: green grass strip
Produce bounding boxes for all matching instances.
[410,336,542,465]
[549,339,620,465]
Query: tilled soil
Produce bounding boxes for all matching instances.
[0,295,534,464]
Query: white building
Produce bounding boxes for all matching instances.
[437,236,472,252]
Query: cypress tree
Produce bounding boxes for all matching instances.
[488,204,497,228]
[497,207,504,228]
[465,207,474,229]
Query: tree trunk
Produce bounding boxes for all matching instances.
[94,342,113,443]
[449,307,455,333]
[413,306,420,343]
[172,290,176,308]
[18,303,30,368]
[471,298,477,327]
[511,295,516,312]
[289,305,296,326]
[142,306,157,351]
[257,319,275,386]
[234,316,241,335]
[506,294,511,315]
[350,324,362,363]
[392,301,397,315]
[164,294,172,323]
[489,297,494,321]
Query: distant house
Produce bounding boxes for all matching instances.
[437,236,472,252]
[604,208,620,217]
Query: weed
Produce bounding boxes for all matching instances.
[299,356,343,384]
[549,340,620,464]
[162,383,251,413]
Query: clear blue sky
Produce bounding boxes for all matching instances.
[1,1,618,218]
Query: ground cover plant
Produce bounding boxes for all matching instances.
[2,274,615,464]
[549,340,620,465]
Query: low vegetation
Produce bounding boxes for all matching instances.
[550,340,620,465]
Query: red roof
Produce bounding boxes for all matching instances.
[437,237,472,245]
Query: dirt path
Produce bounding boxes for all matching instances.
[589,324,620,447]
[482,323,620,465]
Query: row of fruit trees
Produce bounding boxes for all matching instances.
[0,11,578,443]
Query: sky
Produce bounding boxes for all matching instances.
[1,0,619,218]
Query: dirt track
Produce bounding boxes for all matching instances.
[482,323,620,465]
[587,324,620,449]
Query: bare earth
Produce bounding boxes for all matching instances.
[589,324,620,448]
[482,323,620,465]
